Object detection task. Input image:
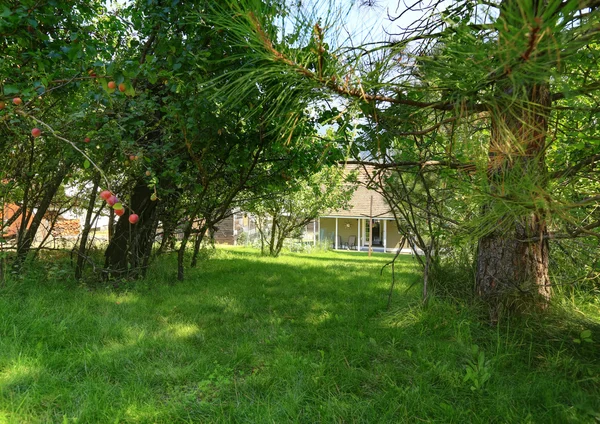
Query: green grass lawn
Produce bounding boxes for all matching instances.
[1,248,599,423]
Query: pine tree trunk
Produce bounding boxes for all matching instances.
[476,83,552,320]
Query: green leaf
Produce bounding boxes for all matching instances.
[99,78,108,92]
[83,159,90,169]
[125,85,136,97]
[113,203,123,210]
[3,85,20,95]
[581,330,592,339]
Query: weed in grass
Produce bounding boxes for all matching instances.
[463,345,492,391]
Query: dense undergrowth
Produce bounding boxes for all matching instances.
[0,247,599,423]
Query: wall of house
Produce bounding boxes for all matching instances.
[321,217,411,251]
[385,220,406,250]
[320,217,362,247]
[213,215,235,245]
[301,219,319,242]
[319,218,336,243]
[1,204,33,238]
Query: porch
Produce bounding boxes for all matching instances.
[318,216,408,253]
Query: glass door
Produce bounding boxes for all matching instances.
[363,219,382,246]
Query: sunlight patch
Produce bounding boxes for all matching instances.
[0,362,41,389]
[380,306,422,329]
[213,295,243,314]
[167,323,201,339]
[306,310,333,325]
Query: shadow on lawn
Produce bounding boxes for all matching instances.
[2,249,599,422]
[0,250,425,421]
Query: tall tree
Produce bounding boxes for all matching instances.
[207,0,600,317]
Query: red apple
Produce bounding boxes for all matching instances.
[84,137,91,143]
[114,207,125,216]
[31,128,41,138]
[129,214,139,224]
[145,170,151,177]
[0,101,5,110]
[12,97,22,106]
[108,81,116,90]
[100,190,112,200]
[118,83,126,92]
[129,155,136,161]
[107,195,119,206]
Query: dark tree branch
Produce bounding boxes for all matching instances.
[551,153,600,179]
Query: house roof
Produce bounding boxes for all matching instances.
[324,165,395,219]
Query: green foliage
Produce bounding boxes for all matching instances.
[573,329,594,345]
[463,345,492,391]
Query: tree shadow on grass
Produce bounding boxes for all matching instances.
[1,250,599,422]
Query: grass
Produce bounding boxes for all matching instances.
[0,247,599,423]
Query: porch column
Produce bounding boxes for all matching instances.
[335,217,339,249]
[357,219,361,252]
[313,220,316,245]
[232,212,236,245]
[383,220,387,253]
[318,217,321,243]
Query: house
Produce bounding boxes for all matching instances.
[317,165,409,253]
[212,165,411,253]
[212,213,245,245]
[2,203,81,247]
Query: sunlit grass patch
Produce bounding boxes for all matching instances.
[0,247,598,422]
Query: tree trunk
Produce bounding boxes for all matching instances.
[177,220,194,281]
[257,215,266,255]
[104,182,158,279]
[269,216,278,256]
[476,83,551,320]
[190,225,208,268]
[154,212,177,257]
[108,208,115,241]
[15,167,69,266]
[141,210,160,278]
[177,206,202,281]
[75,174,101,280]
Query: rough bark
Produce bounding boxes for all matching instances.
[476,83,552,320]
[104,182,158,279]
